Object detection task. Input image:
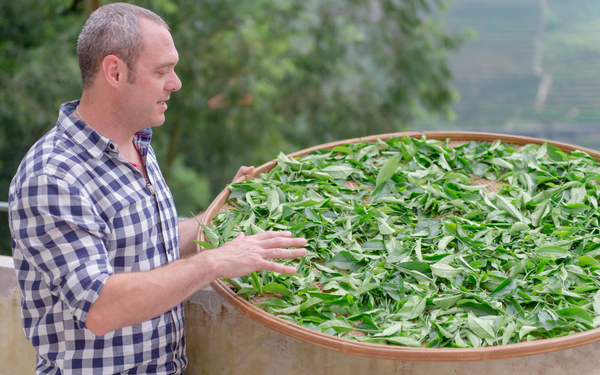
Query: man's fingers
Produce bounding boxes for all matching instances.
[237,231,307,249]
[257,237,307,250]
[227,232,305,252]
[262,260,299,275]
[248,231,307,245]
[232,165,255,182]
[259,247,307,260]
[214,231,306,278]
[239,166,254,174]
[250,230,292,239]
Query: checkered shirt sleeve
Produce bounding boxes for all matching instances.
[9,101,187,374]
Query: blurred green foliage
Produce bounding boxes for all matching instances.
[0,0,465,256]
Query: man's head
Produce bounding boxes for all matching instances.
[77,3,169,90]
[76,3,181,131]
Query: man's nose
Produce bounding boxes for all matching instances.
[168,71,182,92]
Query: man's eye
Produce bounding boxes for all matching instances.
[158,71,168,76]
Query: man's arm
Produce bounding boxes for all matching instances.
[86,231,306,336]
[86,164,272,336]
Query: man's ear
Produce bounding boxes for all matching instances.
[101,55,128,88]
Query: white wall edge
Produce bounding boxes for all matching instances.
[0,255,14,269]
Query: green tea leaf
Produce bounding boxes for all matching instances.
[519,326,538,340]
[458,300,499,316]
[376,218,396,235]
[250,271,263,296]
[466,329,482,348]
[267,188,280,213]
[414,218,442,238]
[327,251,359,270]
[376,155,399,188]
[431,263,463,279]
[579,256,600,268]
[321,165,356,179]
[332,146,352,154]
[394,295,426,320]
[531,200,550,227]
[376,322,403,336]
[192,240,214,250]
[487,158,513,170]
[438,235,455,250]
[433,295,463,310]
[537,245,571,259]
[355,283,380,296]
[547,144,568,162]
[561,203,591,214]
[319,319,355,332]
[250,222,265,235]
[468,313,495,340]
[263,282,292,298]
[397,262,432,275]
[201,224,221,247]
[490,277,517,298]
[556,307,593,325]
[384,336,422,347]
[496,195,524,222]
[502,322,517,346]
[260,298,291,308]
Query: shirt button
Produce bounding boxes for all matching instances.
[109,144,116,151]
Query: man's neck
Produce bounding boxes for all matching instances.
[77,95,139,161]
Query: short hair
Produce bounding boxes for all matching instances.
[77,3,169,89]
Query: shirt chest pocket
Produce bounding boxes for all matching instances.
[105,197,167,272]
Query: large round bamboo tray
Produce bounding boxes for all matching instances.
[197,131,600,362]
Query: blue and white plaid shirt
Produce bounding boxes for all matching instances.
[9,101,187,374]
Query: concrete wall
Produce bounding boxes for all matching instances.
[185,287,600,375]
[0,256,37,375]
[4,254,600,374]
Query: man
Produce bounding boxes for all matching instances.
[8,3,306,374]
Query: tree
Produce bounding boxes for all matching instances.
[147,0,465,199]
[0,0,84,256]
[0,0,465,255]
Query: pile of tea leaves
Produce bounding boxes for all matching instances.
[200,135,600,348]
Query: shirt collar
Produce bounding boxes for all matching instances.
[57,100,153,160]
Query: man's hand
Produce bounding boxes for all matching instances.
[87,230,306,336]
[204,231,307,279]
[233,165,255,182]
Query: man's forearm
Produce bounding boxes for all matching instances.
[86,251,216,336]
[86,231,307,336]
[86,213,207,336]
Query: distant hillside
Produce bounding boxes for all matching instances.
[415,0,600,149]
